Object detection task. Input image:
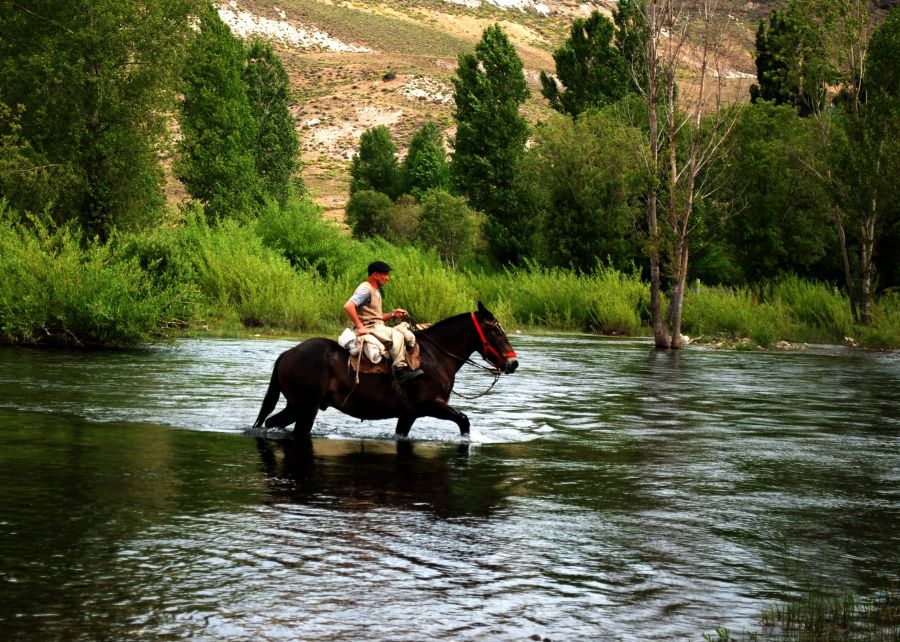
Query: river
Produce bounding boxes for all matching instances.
[1,335,898,640]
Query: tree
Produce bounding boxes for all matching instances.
[176,3,263,221]
[614,0,651,92]
[350,125,400,199]
[452,24,532,264]
[826,6,900,323]
[243,39,302,205]
[522,109,644,272]
[0,0,198,237]
[749,6,833,117]
[417,190,480,267]
[345,189,394,239]
[540,11,628,117]
[401,122,450,199]
[718,102,836,283]
[634,0,743,349]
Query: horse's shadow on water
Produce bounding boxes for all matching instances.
[255,437,509,519]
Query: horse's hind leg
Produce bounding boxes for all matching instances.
[291,402,319,438]
[264,403,297,429]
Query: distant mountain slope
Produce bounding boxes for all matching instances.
[216,0,764,219]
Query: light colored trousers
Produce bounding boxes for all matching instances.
[361,322,415,369]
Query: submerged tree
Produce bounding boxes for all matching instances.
[634,0,743,349]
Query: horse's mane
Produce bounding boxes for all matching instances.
[415,311,472,337]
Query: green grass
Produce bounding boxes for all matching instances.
[0,209,199,346]
[2,198,898,349]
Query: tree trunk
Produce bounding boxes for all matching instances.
[670,239,690,348]
[833,211,860,324]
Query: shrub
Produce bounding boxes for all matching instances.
[345,189,394,239]
[0,209,199,346]
[256,196,360,277]
[417,189,480,268]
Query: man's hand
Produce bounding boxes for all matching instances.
[390,308,408,319]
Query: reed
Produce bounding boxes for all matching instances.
[0,209,198,346]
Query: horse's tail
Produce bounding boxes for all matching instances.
[253,353,284,428]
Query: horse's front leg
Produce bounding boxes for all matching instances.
[395,415,416,438]
[429,402,470,436]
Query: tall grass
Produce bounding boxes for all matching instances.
[3,198,898,348]
[468,263,648,334]
[123,210,332,332]
[683,276,864,347]
[0,209,199,346]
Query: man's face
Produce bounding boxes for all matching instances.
[372,271,391,287]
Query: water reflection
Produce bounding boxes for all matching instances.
[255,437,507,518]
[1,337,899,640]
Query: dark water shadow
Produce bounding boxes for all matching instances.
[255,437,507,519]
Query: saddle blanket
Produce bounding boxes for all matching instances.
[347,342,421,375]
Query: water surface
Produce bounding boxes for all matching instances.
[1,336,898,640]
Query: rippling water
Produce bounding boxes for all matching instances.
[1,336,898,640]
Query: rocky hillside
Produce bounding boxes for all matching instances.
[216,0,769,220]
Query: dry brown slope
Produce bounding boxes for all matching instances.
[213,0,760,220]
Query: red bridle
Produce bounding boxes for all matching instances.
[471,313,517,368]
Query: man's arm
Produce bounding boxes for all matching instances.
[343,299,369,335]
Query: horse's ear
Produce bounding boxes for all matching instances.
[477,301,494,320]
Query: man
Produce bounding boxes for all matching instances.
[343,261,423,384]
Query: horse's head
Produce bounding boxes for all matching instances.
[472,301,519,374]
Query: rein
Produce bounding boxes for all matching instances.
[406,312,507,400]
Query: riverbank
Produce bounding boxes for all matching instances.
[2,204,898,350]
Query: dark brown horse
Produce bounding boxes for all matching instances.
[253,302,519,438]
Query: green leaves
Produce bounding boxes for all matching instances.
[452,24,531,265]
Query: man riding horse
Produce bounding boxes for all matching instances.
[343,261,424,385]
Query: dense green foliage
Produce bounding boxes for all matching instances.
[349,125,401,199]
[522,109,645,273]
[540,11,628,117]
[176,3,263,221]
[401,122,451,198]
[0,0,198,238]
[716,102,836,283]
[452,24,532,264]
[243,39,302,204]
[749,6,832,116]
[417,190,480,268]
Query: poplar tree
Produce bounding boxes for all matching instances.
[243,39,302,205]
[401,122,450,199]
[540,11,627,117]
[349,126,400,199]
[176,3,263,220]
[451,24,531,264]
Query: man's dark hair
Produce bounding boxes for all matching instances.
[367,260,393,275]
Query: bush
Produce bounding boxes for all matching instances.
[256,196,360,277]
[385,195,420,244]
[345,190,394,239]
[0,209,199,346]
[417,189,480,268]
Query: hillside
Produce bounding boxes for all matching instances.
[215,0,768,221]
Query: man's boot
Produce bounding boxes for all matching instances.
[394,366,423,384]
